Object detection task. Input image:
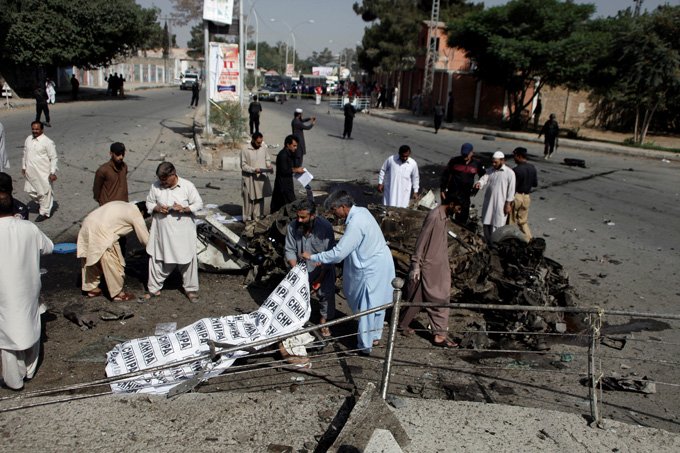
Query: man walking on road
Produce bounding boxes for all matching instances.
[93,142,128,206]
[0,192,53,390]
[78,201,149,301]
[509,147,538,241]
[440,143,485,227]
[291,108,315,166]
[539,113,559,159]
[0,121,7,173]
[399,196,462,348]
[284,199,336,338]
[378,145,419,208]
[271,135,304,214]
[241,132,272,221]
[248,96,262,135]
[303,191,395,355]
[70,75,79,100]
[22,121,58,222]
[189,81,200,108]
[342,97,356,139]
[145,162,203,302]
[34,85,51,127]
[474,151,516,245]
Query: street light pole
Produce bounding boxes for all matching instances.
[270,19,314,76]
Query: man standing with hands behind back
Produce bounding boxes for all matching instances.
[241,132,272,221]
[93,142,128,205]
[22,121,58,222]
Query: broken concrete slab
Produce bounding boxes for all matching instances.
[329,382,410,452]
[364,429,403,453]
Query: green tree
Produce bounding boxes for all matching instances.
[0,0,163,68]
[448,0,595,129]
[585,6,680,142]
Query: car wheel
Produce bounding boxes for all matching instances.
[274,94,280,103]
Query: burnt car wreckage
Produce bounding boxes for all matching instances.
[194,198,579,349]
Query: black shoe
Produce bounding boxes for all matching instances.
[45,123,51,127]
[35,214,48,222]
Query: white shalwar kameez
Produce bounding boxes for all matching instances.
[477,164,516,243]
[378,154,419,208]
[311,206,396,352]
[146,177,203,293]
[0,217,53,389]
[22,133,58,217]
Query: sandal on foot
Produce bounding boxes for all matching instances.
[432,338,459,349]
[372,340,381,347]
[86,289,103,298]
[320,326,331,338]
[186,292,200,303]
[143,291,161,300]
[112,292,136,302]
[399,327,415,337]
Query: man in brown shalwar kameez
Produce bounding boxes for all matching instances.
[398,197,462,348]
[241,132,273,221]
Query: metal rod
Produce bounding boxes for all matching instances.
[588,313,601,426]
[399,302,680,321]
[381,277,404,399]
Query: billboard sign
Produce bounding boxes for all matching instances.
[203,0,234,25]
[209,42,240,102]
[245,50,256,70]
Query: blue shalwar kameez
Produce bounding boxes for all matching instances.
[311,206,395,351]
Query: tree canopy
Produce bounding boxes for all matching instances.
[448,0,595,128]
[0,0,163,68]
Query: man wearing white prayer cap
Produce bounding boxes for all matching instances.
[474,151,516,244]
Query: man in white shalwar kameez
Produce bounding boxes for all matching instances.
[474,151,516,244]
[0,192,53,390]
[22,121,58,221]
[377,145,419,208]
[145,162,203,302]
[303,191,396,354]
[78,201,150,301]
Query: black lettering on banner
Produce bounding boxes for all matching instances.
[298,285,309,301]
[195,321,210,344]
[210,318,226,340]
[243,323,258,337]
[275,286,289,298]
[227,320,243,339]
[254,312,269,326]
[172,367,186,381]
[158,335,174,357]
[286,272,300,285]
[286,298,306,319]
[116,380,141,392]
[121,346,139,373]
[151,370,169,384]
[190,360,204,372]
[176,330,193,350]
[139,339,157,367]
[262,298,278,312]
[275,311,293,328]
[265,325,277,336]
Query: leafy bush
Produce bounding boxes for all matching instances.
[210,101,246,147]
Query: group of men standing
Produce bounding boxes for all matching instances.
[105,73,126,98]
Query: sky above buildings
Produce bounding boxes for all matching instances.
[137,0,676,57]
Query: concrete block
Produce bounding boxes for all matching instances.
[199,151,212,167]
[221,155,239,171]
[329,382,410,452]
[364,429,403,453]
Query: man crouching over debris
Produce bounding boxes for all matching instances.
[302,191,395,355]
[399,196,462,348]
[285,199,336,338]
[77,201,150,301]
[0,192,53,390]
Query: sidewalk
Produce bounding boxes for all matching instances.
[368,108,678,160]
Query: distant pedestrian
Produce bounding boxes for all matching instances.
[378,145,419,208]
[532,97,542,130]
[111,73,120,97]
[399,196,463,348]
[0,121,7,173]
[93,142,128,206]
[377,87,386,109]
[145,162,203,302]
[118,75,126,99]
[474,151,516,244]
[190,81,200,108]
[539,113,559,159]
[241,132,272,221]
[45,78,56,104]
[433,101,444,133]
[291,108,315,166]
[34,85,50,127]
[70,74,79,100]
[440,143,485,226]
[509,147,538,241]
[342,97,356,139]
[248,95,262,135]
[0,192,53,391]
[22,121,58,222]
[270,135,304,214]
[106,73,113,96]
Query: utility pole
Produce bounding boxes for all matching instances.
[422,0,440,101]
[634,0,644,17]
